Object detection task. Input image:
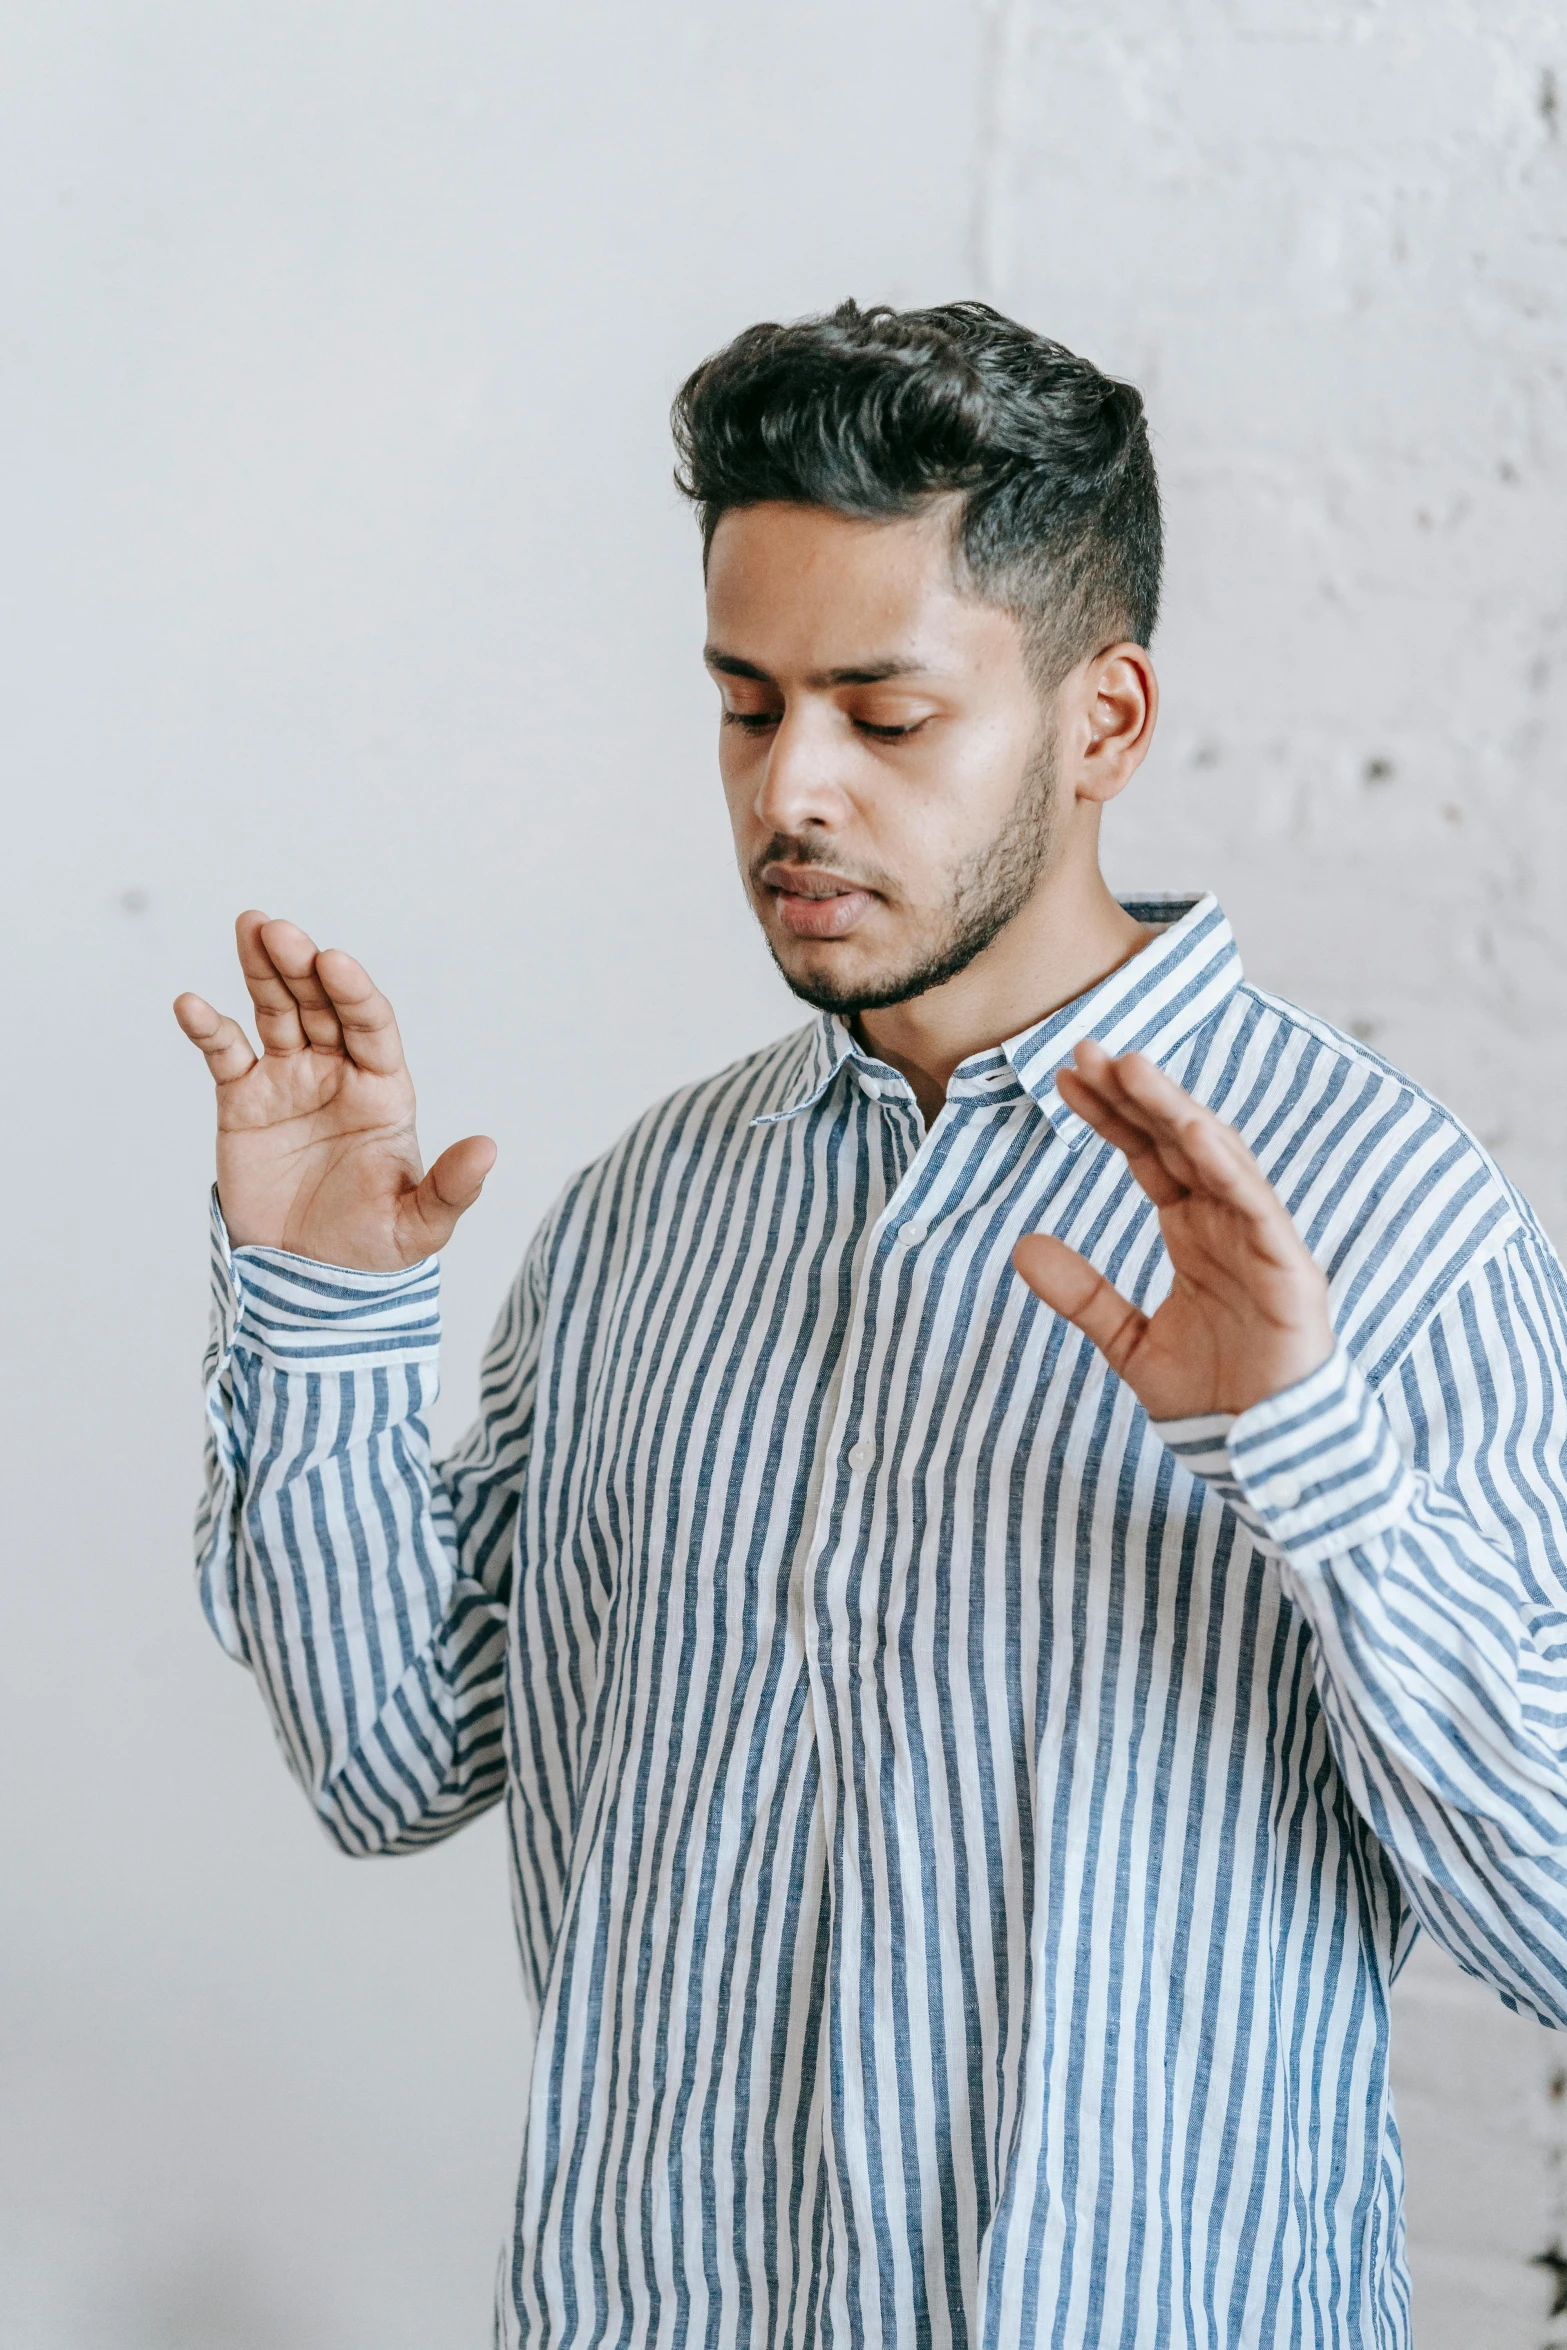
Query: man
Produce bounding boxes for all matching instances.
[176,302,1567,2348]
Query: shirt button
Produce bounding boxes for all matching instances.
[847,1438,875,1473]
[900,1221,928,1247]
[1266,1473,1303,1511]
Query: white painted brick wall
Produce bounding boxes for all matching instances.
[4,3,1563,2338]
[977,4,1567,2339]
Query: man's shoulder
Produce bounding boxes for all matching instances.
[602,1020,822,1163]
[1202,981,1543,1377]
[533,1019,821,1252]
[1219,980,1502,1166]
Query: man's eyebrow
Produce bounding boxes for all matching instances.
[704,649,774,682]
[703,648,931,687]
[817,659,926,686]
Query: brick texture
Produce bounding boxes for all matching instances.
[977,5,1567,2339]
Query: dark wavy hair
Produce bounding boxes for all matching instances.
[672,299,1161,689]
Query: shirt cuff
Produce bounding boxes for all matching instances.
[1153,1342,1415,1570]
[208,1188,441,1373]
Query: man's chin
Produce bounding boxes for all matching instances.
[765,902,1013,1017]
[767,938,933,1018]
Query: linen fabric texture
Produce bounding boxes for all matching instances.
[196,896,1567,2349]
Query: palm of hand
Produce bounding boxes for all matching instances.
[1013,1043,1334,1422]
[176,912,495,1273]
[215,1041,421,1268]
[1126,1188,1323,1420]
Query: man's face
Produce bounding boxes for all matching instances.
[704,500,1056,1015]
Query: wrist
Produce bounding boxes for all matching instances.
[214,1190,415,1274]
[212,1193,441,1374]
[1219,1324,1337,1417]
[1155,1343,1412,1569]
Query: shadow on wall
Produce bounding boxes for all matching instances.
[1392,1936,1567,2350]
[0,2227,328,2350]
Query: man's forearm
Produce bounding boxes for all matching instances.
[1160,1254,1567,2025]
[198,1196,508,1855]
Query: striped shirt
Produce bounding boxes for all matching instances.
[197,893,1567,2349]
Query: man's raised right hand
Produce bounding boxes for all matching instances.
[174,911,495,1272]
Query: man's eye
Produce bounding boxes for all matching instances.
[722,709,779,732]
[856,718,926,742]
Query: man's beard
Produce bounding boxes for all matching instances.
[757,726,1058,1017]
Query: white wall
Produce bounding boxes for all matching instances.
[2,4,1563,2345]
[995,10,1567,2341]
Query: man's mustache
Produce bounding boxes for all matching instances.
[748,835,896,898]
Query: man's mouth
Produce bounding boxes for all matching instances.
[758,861,879,941]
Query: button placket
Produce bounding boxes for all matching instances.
[793,1120,926,1657]
[805,1165,942,1619]
[800,1069,987,1677]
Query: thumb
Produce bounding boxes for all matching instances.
[1012,1232,1149,1379]
[398,1135,498,1257]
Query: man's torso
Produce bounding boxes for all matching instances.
[494,900,1516,2348]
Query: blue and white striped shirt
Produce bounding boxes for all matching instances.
[197,895,1567,2349]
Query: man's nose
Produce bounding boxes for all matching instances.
[753,704,852,838]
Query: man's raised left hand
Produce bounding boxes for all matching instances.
[1012,1039,1335,1420]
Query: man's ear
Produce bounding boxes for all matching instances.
[1066,642,1158,805]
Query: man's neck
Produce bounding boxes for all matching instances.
[854,864,1153,1128]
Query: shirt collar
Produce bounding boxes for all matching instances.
[751,894,1243,1145]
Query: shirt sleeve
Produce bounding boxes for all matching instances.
[196,1191,545,1859]
[1156,1224,1567,2028]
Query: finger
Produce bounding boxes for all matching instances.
[1092,1056,1315,1278]
[257,918,346,1053]
[1012,1232,1149,1379]
[173,992,258,1086]
[396,1135,497,1256]
[313,948,407,1078]
[234,910,307,1054]
[1076,1045,1270,1203]
[1056,1065,1190,1206]
[1093,1049,1250,1169]
[1110,1054,1286,1216]
[1069,1041,1208,1176]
